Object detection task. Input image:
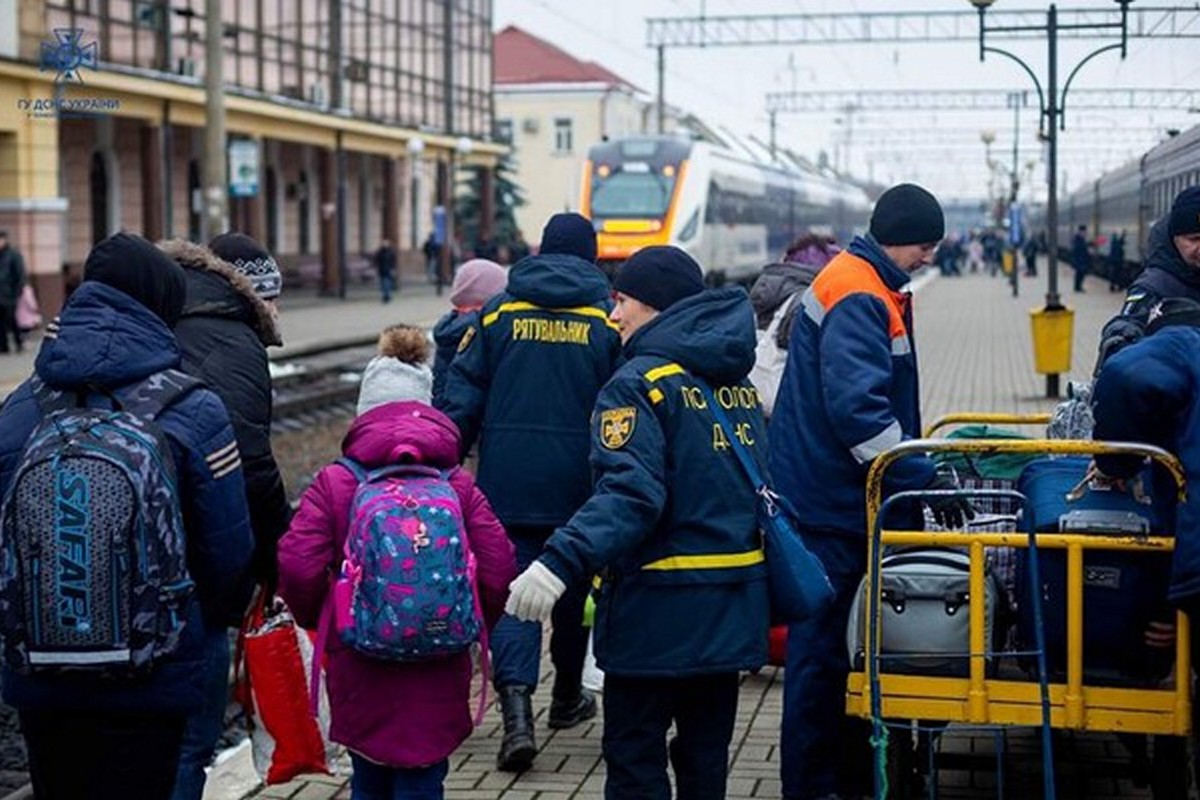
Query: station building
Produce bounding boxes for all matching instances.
[494,25,696,241]
[0,0,503,314]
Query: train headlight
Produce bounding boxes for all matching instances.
[663,165,676,178]
[597,164,611,178]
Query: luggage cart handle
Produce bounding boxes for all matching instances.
[924,412,1052,438]
[867,439,1186,542]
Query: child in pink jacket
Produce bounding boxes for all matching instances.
[278,325,516,799]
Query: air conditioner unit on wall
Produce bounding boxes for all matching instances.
[522,117,539,134]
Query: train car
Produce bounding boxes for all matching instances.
[580,135,871,284]
[1142,123,1200,228]
[1057,123,1200,281]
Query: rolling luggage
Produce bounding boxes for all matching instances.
[847,548,1000,677]
[1015,456,1175,685]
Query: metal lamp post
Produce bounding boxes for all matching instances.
[438,136,474,297]
[970,0,1134,398]
[407,137,425,256]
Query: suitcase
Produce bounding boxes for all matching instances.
[1015,457,1175,685]
[847,548,1000,677]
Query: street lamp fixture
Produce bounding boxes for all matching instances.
[971,0,1135,397]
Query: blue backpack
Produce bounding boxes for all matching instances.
[330,459,481,660]
[312,458,491,725]
[0,371,200,676]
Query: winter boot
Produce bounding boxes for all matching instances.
[547,672,597,730]
[496,685,537,772]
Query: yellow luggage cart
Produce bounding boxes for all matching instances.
[846,436,1189,799]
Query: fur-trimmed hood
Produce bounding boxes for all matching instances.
[158,238,282,346]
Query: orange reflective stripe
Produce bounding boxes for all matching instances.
[808,252,909,344]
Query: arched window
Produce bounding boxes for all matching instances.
[187,159,202,241]
[89,152,109,245]
[298,171,311,255]
[266,166,279,253]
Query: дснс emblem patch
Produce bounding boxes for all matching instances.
[600,406,637,449]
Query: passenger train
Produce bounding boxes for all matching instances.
[1058,123,1200,277]
[579,135,872,284]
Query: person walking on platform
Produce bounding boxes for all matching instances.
[0,230,27,354]
[506,246,770,800]
[769,184,974,800]
[1023,234,1039,277]
[0,233,254,800]
[1096,187,1200,370]
[438,212,622,772]
[431,258,507,408]
[1071,224,1091,293]
[279,324,516,800]
[1107,230,1126,292]
[160,232,291,800]
[373,237,398,303]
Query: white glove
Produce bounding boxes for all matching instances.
[505,561,567,622]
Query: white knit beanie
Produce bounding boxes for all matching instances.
[356,356,434,415]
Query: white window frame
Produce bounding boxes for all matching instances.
[554,117,574,154]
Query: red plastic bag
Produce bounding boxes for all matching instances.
[768,624,788,667]
[236,597,334,785]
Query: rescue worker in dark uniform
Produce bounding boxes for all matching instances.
[769,184,973,800]
[1092,295,1200,765]
[1096,187,1200,371]
[438,212,622,772]
[506,246,770,800]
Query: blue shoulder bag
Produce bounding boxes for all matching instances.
[699,382,835,623]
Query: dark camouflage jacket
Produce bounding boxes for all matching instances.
[0,282,253,714]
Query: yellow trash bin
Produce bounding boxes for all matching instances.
[1029,306,1074,375]
[1002,250,1015,276]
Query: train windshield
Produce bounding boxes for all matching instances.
[590,171,675,219]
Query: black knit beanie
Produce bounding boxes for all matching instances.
[613,246,705,312]
[1168,187,1200,238]
[83,232,187,327]
[540,213,597,263]
[869,183,945,246]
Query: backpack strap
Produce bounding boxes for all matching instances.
[115,369,204,421]
[336,456,369,482]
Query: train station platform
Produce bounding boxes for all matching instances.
[196,260,1158,800]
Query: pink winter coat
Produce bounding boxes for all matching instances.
[277,401,516,768]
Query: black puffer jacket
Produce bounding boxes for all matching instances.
[1096,219,1200,371]
[162,239,290,588]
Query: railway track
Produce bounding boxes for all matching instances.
[270,337,378,427]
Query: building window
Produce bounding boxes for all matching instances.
[554,118,573,154]
[495,118,514,144]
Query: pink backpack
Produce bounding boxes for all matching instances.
[313,460,489,724]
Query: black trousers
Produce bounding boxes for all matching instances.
[602,672,739,800]
[20,709,186,800]
[0,303,20,353]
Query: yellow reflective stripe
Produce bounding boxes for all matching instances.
[640,549,765,571]
[648,387,665,405]
[482,301,619,331]
[643,362,685,383]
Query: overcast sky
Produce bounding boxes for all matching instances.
[493,0,1200,201]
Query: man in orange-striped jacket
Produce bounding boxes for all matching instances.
[769,184,974,800]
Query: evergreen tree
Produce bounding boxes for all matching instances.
[456,150,527,256]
